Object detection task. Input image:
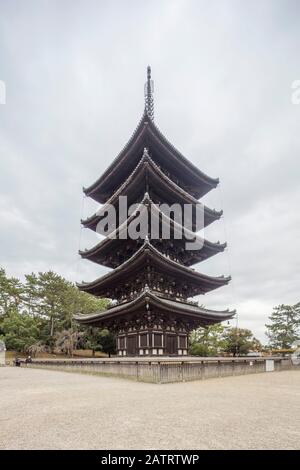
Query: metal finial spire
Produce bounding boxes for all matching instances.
[144,65,154,121]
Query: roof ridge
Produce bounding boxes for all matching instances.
[147,119,219,185]
[84,111,149,195]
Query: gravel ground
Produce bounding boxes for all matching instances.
[0,367,299,450]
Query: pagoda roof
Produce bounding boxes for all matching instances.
[77,240,230,297]
[83,111,219,203]
[74,288,235,326]
[79,194,226,267]
[82,150,222,232]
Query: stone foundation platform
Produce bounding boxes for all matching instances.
[20,356,293,383]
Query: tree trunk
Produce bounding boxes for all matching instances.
[50,316,54,337]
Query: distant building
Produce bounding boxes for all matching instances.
[292,341,300,365]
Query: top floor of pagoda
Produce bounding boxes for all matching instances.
[83,110,219,204]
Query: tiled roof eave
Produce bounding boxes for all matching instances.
[77,240,230,293]
[81,152,222,228]
[74,289,235,324]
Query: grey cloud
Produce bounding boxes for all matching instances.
[1,0,299,342]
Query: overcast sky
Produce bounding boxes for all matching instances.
[1,0,300,341]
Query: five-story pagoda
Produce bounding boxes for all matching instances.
[75,67,235,356]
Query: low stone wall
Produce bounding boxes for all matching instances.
[22,356,293,383]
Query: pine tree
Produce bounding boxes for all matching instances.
[266,303,300,349]
[189,324,227,356]
[222,327,261,356]
[0,267,23,316]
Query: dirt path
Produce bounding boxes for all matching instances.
[1,367,299,449]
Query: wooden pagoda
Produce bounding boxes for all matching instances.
[75,67,235,356]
